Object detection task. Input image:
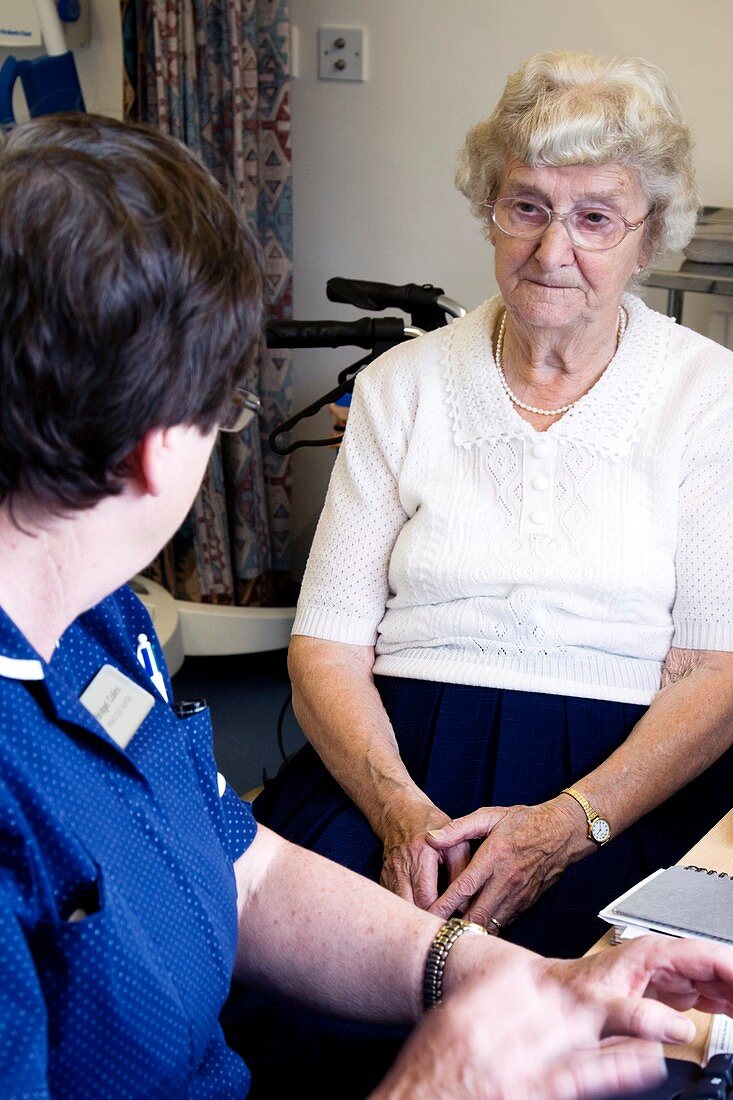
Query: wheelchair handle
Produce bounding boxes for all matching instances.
[326,278,466,327]
[265,316,407,350]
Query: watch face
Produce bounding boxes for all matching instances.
[591,818,611,844]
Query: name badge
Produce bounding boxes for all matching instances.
[80,664,155,749]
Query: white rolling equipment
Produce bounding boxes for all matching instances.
[130,575,295,675]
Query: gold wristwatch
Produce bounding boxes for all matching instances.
[561,787,611,847]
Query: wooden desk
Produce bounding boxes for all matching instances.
[590,809,733,1062]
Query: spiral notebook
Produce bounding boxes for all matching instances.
[599,865,733,945]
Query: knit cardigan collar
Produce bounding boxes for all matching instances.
[441,293,676,459]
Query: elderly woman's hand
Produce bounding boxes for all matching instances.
[425,798,586,929]
[379,798,471,910]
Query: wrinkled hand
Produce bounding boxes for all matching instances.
[380,800,471,910]
[539,933,733,1042]
[371,967,665,1100]
[426,799,583,929]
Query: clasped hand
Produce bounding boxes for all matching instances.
[379,801,471,910]
[380,797,584,929]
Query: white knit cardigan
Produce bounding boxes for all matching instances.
[293,294,733,705]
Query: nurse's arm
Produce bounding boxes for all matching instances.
[231,823,721,1033]
[230,826,728,1100]
[231,822,516,1024]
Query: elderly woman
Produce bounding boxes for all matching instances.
[254,49,733,960]
[11,109,728,1100]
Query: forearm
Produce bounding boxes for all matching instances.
[233,825,533,1022]
[289,635,433,837]
[566,650,733,841]
[426,651,733,926]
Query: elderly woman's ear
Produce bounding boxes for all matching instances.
[636,225,655,274]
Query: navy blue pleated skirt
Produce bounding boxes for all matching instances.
[255,677,733,958]
[231,679,733,1098]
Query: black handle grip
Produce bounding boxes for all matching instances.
[265,317,405,350]
[326,278,445,313]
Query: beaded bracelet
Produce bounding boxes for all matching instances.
[423,917,490,1010]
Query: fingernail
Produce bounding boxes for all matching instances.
[664,1017,696,1043]
[427,829,444,838]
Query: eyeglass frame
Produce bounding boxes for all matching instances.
[218,385,262,433]
[484,196,648,252]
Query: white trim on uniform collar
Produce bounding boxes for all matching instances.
[0,654,45,681]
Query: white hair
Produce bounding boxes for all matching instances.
[455,51,699,267]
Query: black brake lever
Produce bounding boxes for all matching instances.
[267,358,370,456]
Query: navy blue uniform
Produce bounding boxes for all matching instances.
[0,587,256,1098]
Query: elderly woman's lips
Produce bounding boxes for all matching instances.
[521,281,583,293]
[527,279,580,288]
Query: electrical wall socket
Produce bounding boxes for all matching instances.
[318,26,366,82]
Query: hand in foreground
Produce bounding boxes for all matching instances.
[370,967,665,1100]
[379,799,470,910]
[426,798,583,928]
[539,933,733,1042]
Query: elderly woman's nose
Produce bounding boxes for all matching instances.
[534,219,576,266]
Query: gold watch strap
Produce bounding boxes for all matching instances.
[562,787,611,846]
[561,786,597,824]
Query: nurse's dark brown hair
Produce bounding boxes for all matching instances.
[0,113,262,513]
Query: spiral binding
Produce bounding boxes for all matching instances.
[685,864,733,880]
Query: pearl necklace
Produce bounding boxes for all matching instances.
[494,306,627,417]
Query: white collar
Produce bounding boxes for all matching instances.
[0,653,45,681]
[441,293,674,459]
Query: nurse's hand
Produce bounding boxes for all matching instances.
[425,798,585,929]
[380,798,471,911]
[371,965,665,1100]
[541,933,733,1033]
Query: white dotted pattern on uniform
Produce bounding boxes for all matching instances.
[0,588,257,1098]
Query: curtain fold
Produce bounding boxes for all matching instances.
[122,0,293,606]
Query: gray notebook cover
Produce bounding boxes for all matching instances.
[610,865,733,942]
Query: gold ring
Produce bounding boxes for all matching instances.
[489,916,502,932]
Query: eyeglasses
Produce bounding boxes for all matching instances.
[485,197,648,252]
[218,386,262,433]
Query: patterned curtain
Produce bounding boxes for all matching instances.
[121,0,293,606]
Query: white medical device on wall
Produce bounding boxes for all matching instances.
[0,0,90,50]
[0,0,88,128]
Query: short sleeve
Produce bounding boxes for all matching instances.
[292,357,415,645]
[178,705,257,863]
[672,390,733,651]
[219,786,258,863]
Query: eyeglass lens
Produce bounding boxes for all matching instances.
[492,198,629,250]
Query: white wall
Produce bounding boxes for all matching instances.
[73,0,122,118]
[288,0,733,576]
